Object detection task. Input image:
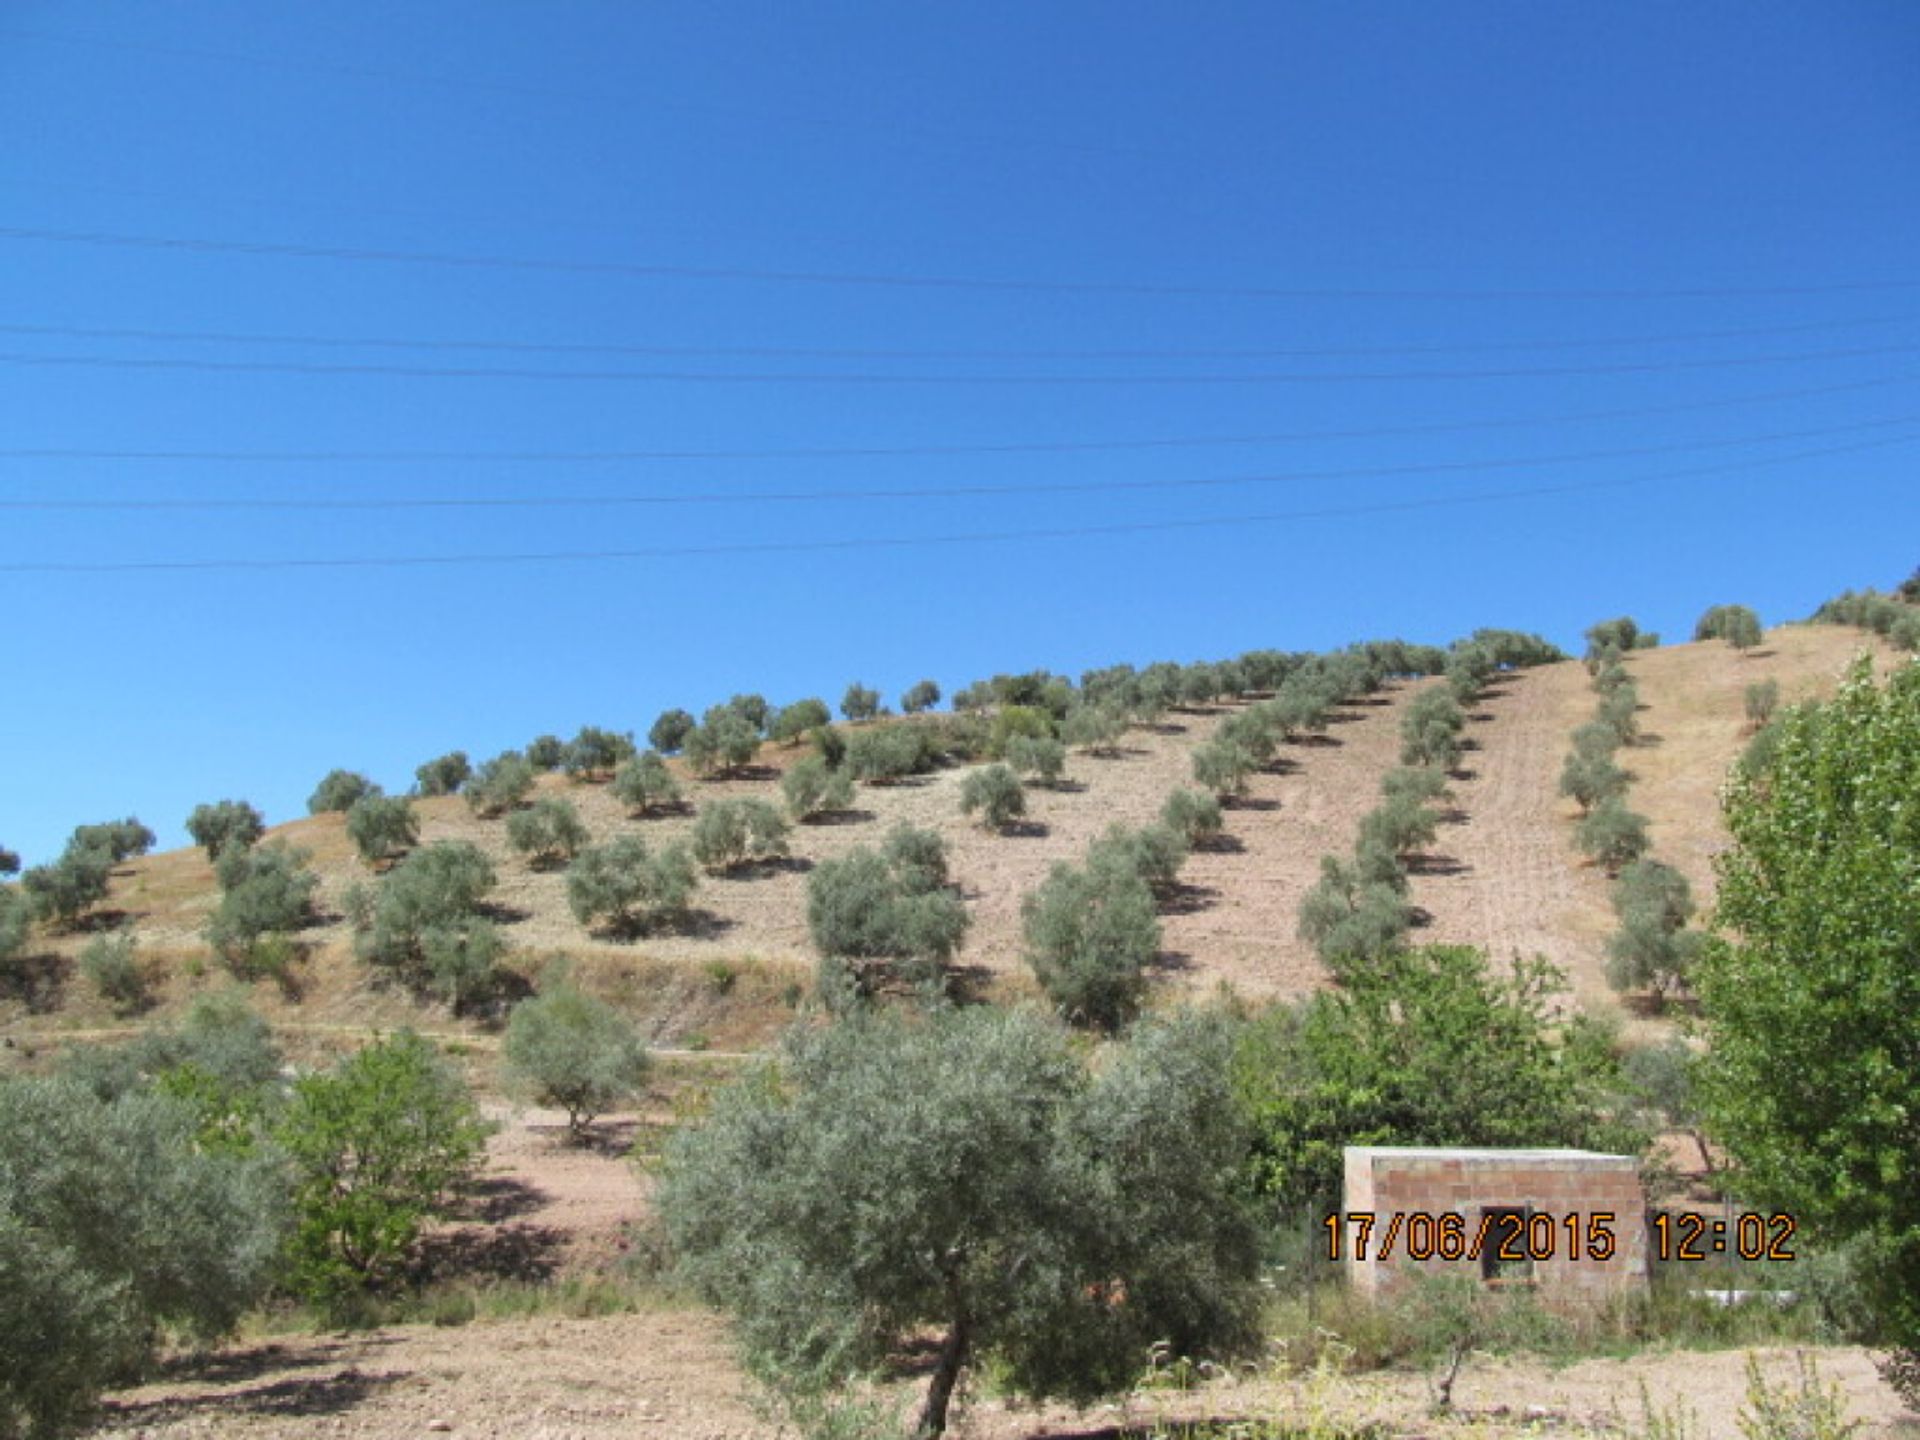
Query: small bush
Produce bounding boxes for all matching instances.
[1005,734,1067,787]
[506,795,591,867]
[525,735,566,771]
[1060,703,1126,754]
[307,769,381,815]
[1161,788,1224,847]
[770,697,831,744]
[346,794,418,866]
[0,888,29,964]
[1085,823,1189,897]
[900,679,941,714]
[844,723,931,784]
[1694,603,1764,651]
[562,725,636,782]
[414,750,472,795]
[841,682,883,723]
[610,751,682,816]
[1576,798,1651,874]
[1191,737,1255,798]
[960,764,1026,832]
[782,753,855,821]
[466,750,537,818]
[81,933,147,1014]
[1744,679,1781,730]
[185,799,266,861]
[691,798,790,873]
[1021,860,1159,1030]
[502,982,650,1139]
[205,842,319,975]
[648,708,696,754]
[567,835,698,936]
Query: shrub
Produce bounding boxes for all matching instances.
[414,749,472,795]
[683,710,761,778]
[881,822,950,891]
[840,682,882,723]
[1021,860,1159,1030]
[567,834,699,936]
[0,846,17,875]
[0,888,30,965]
[1558,748,1627,813]
[1597,682,1641,744]
[770,697,831,744]
[610,751,682,816]
[691,798,790,873]
[807,837,967,996]
[68,818,155,864]
[1694,603,1764,651]
[353,842,504,1011]
[1592,658,1632,696]
[307,769,381,815]
[810,722,847,769]
[1605,859,1703,1003]
[1584,616,1644,666]
[525,734,566,771]
[900,678,941,714]
[1085,822,1189,897]
[346,793,418,866]
[276,1030,490,1304]
[1296,854,1412,976]
[1060,703,1126,754]
[1576,798,1651,873]
[466,750,536,818]
[1745,679,1781,730]
[205,842,319,975]
[1353,833,1409,893]
[959,764,1025,832]
[1005,734,1067,787]
[501,982,650,1140]
[185,799,266,861]
[1161,788,1224,847]
[1571,719,1623,761]
[506,795,590,867]
[1381,766,1448,807]
[844,723,930,784]
[659,1008,1262,1439]
[1191,737,1255,798]
[782,753,854,821]
[725,693,772,734]
[21,844,113,929]
[1445,645,1496,705]
[988,704,1053,755]
[1400,688,1465,771]
[80,933,147,1014]
[1357,796,1439,860]
[649,708,696,754]
[561,725,636,782]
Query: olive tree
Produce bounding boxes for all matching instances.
[1605,858,1703,1004]
[1005,734,1067,788]
[840,682,882,723]
[1744,679,1781,730]
[1085,822,1189,899]
[21,844,114,930]
[1356,795,1439,861]
[959,763,1025,832]
[466,750,537,818]
[526,734,567,771]
[659,1007,1263,1439]
[691,798,790,873]
[307,769,381,815]
[611,751,682,816]
[80,933,147,1016]
[1161,788,1224,848]
[808,829,968,999]
[1575,798,1651,874]
[562,725,636,782]
[185,799,266,861]
[506,794,591,867]
[1021,859,1159,1030]
[501,981,650,1140]
[69,818,156,864]
[771,697,832,744]
[353,841,505,1011]
[845,723,932,784]
[0,889,26,967]
[205,841,319,974]
[782,753,855,822]
[683,710,761,778]
[1694,603,1764,652]
[1296,854,1411,976]
[1400,688,1466,771]
[0,846,17,875]
[1559,748,1628,813]
[1061,703,1126,755]
[414,750,472,796]
[1190,737,1255,799]
[567,834,698,937]
[649,707,697,755]
[900,678,942,714]
[345,793,418,866]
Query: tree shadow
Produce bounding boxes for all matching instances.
[1345,694,1394,707]
[475,900,534,925]
[719,855,814,880]
[155,1340,374,1387]
[1149,949,1194,973]
[1407,905,1437,929]
[1436,806,1471,827]
[1143,721,1189,735]
[996,819,1052,840]
[627,799,696,821]
[454,1175,547,1225]
[410,1220,565,1286]
[802,808,877,827]
[714,763,780,783]
[1323,709,1369,725]
[1035,778,1089,794]
[1257,756,1299,777]
[1285,732,1342,748]
[1406,853,1471,878]
[1156,882,1219,916]
[1448,767,1479,783]
[1223,795,1279,812]
[1085,745,1152,759]
[102,1366,406,1425]
[0,951,69,1013]
[1193,831,1245,855]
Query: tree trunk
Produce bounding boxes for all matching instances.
[914,1311,970,1439]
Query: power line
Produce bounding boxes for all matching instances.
[5,342,1918,387]
[8,411,1913,512]
[2,313,1912,362]
[4,374,1912,463]
[4,224,1916,300]
[6,431,1914,574]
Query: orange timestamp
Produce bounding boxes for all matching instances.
[1650,1211,1797,1262]
[1324,1210,1621,1264]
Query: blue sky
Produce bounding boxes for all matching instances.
[2,2,1917,865]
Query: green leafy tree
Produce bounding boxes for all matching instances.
[0,846,17,875]
[414,750,472,795]
[353,842,504,1011]
[525,734,566,772]
[1584,616,1644,667]
[501,982,650,1140]
[1356,795,1439,860]
[1161,788,1224,847]
[566,835,698,937]
[959,763,1026,832]
[649,708,697,754]
[1596,682,1641,744]
[1744,678,1781,730]
[562,725,636,781]
[691,798,790,873]
[1021,859,1159,1030]
[1695,658,1920,1366]
[307,769,381,815]
[771,697,832,744]
[1005,734,1067,788]
[781,753,855,821]
[1400,688,1466,771]
[1571,718,1622,762]
[1605,858,1704,1005]
[80,933,147,1015]
[900,678,942,714]
[1381,766,1448,808]
[844,723,931,784]
[505,794,590,867]
[185,799,266,861]
[1558,748,1627,813]
[1575,797,1651,873]
[659,1007,1263,1438]
[21,844,114,930]
[465,750,537,818]
[808,835,968,999]
[683,710,762,778]
[1295,854,1411,976]
[275,1030,490,1304]
[988,703,1054,755]
[0,889,27,968]
[1694,603,1764,651]
[1061,703,1126,755]
[1191,737,1255,799]
[725,693,773,734]
[611,751,682,816]
[204,841,319,976]
[345,793,418,867]
[1085,822,1189,898]
[840,682,883,723]
[68,818,155,864]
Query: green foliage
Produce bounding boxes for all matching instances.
[683,710,762,778]
[1060,702,1126,754]
[0,888,30,966]
[1021,858,1159,1030]
[1456,628,1565,669]
[1597,682,1641,744]
[771,697,832,744]
[1190,737,1255,799]
[1744,679,1781,729]
[465,750,536,818]
[79,933,146,1015]
[1233,947,1643,1213]
[725,693,772,733]
[649,707,697,754]
[1085,822,1189,897]
[276,1030,489,1304]
[782,753,855,821]
[414,749,472,795]
[987,703,1054,755]
[353,842,504,1011]
[524,735,565,771]
[1576,797,1651,873]
[1592,658,1633,696]
[505,795,590,867]
[811,722,847,769]
[68,818,155,864]
[561,725,636,781]
[0,1075,286,1438]
[1160,788,1224,847]
[1696,657,1920,1355]
[1605,859,1703,1003]
[566,834,698,937]
[0,846,16,875]
[1004,734,1067,787]
[61,989,285,1107]
[807,834,968,998]
[691,798,791,873]
[185,798,266,861]
[658,1007,1262,1437]
[345,793,418,866]
[20,845,112,930]
[501,982,650,1138]
[1356,795,1439,860]
[1584,616,1644,666]
[205,841,318,975]
[959,763,1026,832]
[900,678,941,714]
[1400,688,1466,771]
[843,722,931,784]
[1445,644,1496,705]
[611,751,682,816]
[1694,603,1765,651]
[1559,748,1628,812]
[840,682,882,723]
[1381,765,1448,808]
[1295,854,1410,975]
[307,769,381,815]
[1572,718,1623,761]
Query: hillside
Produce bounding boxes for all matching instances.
[2,620,1898,1053]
